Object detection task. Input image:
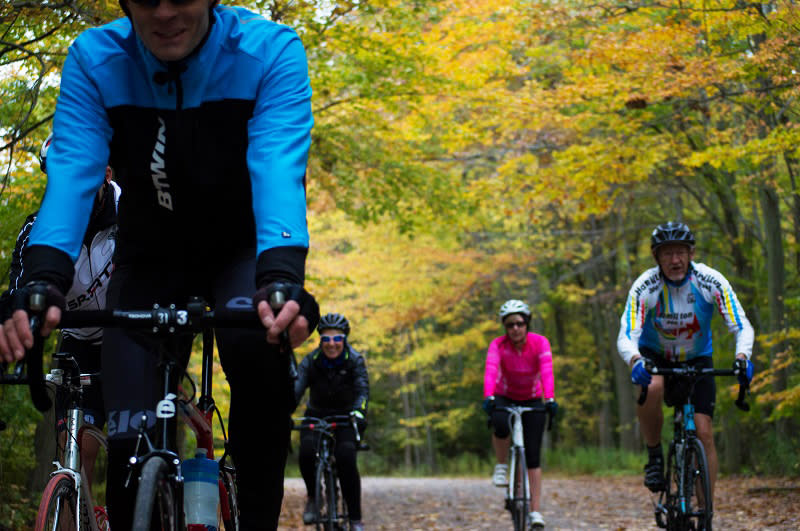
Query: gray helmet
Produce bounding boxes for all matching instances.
[498,299,531,321]
[39,133,53,174]
[317,312,350,336]
[651,222,695,251]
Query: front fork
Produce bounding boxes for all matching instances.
[505,420,529,506]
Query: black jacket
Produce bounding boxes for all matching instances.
[294,344,369,415]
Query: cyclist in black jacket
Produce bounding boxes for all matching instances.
[295,312,369,531]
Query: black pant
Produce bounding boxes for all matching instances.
[490,396,546,468]
[102,251,292,529]
[298,413,362,521]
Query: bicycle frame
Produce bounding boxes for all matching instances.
[54,297,265,530]
[176,325,238,526]
[46,354,109,531]
[504,406,532,511]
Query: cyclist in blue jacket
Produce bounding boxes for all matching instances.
[0,2,318,528]
[617,222,754,500]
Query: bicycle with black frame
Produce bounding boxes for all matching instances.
[498,404,554,531]
[637,359,750,531]
[17,289,295,530]
[292,414,368,531]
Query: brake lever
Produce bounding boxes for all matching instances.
[268,289,298,380]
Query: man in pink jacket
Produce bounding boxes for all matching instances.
[483,299,557,528]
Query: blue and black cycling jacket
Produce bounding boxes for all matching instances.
[24,5,313,292]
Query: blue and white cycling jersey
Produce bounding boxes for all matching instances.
[617,262,754,364]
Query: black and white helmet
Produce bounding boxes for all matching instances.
[317,312,350,336]
[498,299,531,321]
[39,133,53,174]
[651,222,695,251]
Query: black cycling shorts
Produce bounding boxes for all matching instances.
[489,396,547,468]
[642,348,716,417]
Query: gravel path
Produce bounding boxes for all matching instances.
[278,475,800,530]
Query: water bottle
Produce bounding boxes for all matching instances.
[183,450,219,531]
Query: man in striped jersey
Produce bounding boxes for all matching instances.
[617,222,754,497]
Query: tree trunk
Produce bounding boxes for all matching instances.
[759,184,788,393]
[399,370,413,469]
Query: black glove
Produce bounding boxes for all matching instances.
[545,399,558,419]
[482,396,495,415]
[0,291,12,322]
[733,357,754,386]
[12,281,65,321]
[252,281,320,334]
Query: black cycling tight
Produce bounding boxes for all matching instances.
[490,396,546,468]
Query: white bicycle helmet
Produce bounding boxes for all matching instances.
[498,299,531,321]
[39,133,53,174]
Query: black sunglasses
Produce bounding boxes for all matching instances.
[504,321,526,329]
[129,0,198,7]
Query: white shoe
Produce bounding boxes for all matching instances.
[529,511,545,528]
[492,463,509,487]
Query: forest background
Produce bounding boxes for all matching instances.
[1,0,799,525]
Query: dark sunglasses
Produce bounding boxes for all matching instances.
[321,335,345,343]
[129,0,198,7]
[504,321,526,329]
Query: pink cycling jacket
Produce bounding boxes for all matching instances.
[483,333,555,401]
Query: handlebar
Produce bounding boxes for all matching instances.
[500,404,554,431]
[293,414,369,450]
[17,296,270,412]
[636,360,749,411]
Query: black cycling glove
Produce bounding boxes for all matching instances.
[0,291,12,322]
[12,281,66,318]
[252,281,320,334]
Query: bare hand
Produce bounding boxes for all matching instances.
[256,299,311,348]
[0,307,61,362]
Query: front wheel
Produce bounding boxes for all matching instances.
[314,458,328,531]
[659,442,679,530]
[132,456,180,531]
[34,474,79,531]
[685,438,712,531]
[218,462,239,531]
[510,447,529,531]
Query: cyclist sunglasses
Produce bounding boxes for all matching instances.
[321,335,346,343]
[504,321,526,329]
[128,0,199,7]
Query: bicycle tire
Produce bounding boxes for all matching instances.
[334,469,348,530]
[132,456,179,531]
[314,457,328,531]
[218,465,240,531]
[511,446,529,531]
[660,442,679,530]
[323,462,340,531]
[685,438,712,531]
[34,473,79,531]
[325,465,349,531]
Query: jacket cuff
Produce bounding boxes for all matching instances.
[20,245,74,294]
[255,246,307,288]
